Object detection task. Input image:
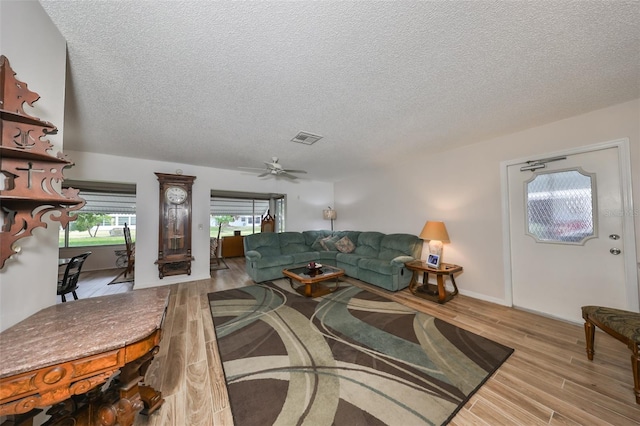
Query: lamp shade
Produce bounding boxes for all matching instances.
[419,221,450,242]
[323,209,337,220]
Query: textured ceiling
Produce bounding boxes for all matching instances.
[39,1,640,182]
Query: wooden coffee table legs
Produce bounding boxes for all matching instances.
[288,277,340,298]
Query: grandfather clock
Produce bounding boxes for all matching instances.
[155,172,196,278]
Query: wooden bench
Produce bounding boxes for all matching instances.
[581,305,640,404]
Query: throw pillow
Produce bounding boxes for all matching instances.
[335,236,355,253]
[320,235,340,251]
[311,236,326,251]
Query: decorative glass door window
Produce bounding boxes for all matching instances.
[525,169,596,244]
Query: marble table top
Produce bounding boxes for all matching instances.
[0,287,170,379]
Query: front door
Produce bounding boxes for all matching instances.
[506,142,637,323]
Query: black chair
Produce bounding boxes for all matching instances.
[123,223,135,278]
[57,252,91,302]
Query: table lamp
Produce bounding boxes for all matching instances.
[323,207,337,231]
[419,220,450,259]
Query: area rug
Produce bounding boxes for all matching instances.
[208,281,514,425]
[210,258,229,271]
[108,269,133,285]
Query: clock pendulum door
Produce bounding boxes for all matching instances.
[167,206,185,250]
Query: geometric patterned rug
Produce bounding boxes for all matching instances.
[208,280,513,425]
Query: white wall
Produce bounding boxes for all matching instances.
[63,151,334,288]
[0,1,67,331]
[335,99,640,305]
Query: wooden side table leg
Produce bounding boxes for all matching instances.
[450,274,459,297]
[437,275,446,303]
[409,271,419,294]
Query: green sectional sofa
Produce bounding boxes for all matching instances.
[243,230,423,292]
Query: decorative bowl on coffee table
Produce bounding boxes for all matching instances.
[307,262,322,271]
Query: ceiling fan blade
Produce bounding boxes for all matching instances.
[242,157,304,179]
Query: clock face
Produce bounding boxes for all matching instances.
[165,186,188,204]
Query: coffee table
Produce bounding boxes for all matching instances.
[283,264,345,297]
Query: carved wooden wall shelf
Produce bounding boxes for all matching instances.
[0,55,85,269]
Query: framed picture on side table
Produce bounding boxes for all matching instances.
[426,253,441,268]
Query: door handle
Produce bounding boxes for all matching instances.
[610,248,621,255]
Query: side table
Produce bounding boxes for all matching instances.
[405,260,462,304]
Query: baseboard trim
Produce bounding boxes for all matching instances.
[457,288,510,306]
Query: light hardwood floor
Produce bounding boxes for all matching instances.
[73,259,640,425]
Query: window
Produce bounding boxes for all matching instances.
[210,191,285,237]
[59,181,136,247]
[525,169,596,244]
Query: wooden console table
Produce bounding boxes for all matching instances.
[405,260,462,304]
[0,287,170,425]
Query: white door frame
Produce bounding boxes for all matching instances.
[500,138,639,312]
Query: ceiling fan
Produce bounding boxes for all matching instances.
[239,157,307,179]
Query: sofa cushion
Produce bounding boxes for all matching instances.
[354,232,384,257]
[336,252,364,267]
[378,233,422,260]
[335,236,355,253]
[302,230,333,246]
[318,251,339,263]
[252,254,295,268]
[330,230,360,245]
[291,252,319,264]
[244,233,282,257]
[311,236,326,251]
[321,235,341,251]
[358,258,396,275]
[279,232,310,254]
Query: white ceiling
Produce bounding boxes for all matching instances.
[39,1,640,183]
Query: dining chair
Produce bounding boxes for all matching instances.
[123,223,135,278]
[210,223,222,267]
[261,211,275,233]
[57,252,91,302]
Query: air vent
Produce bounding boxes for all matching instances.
[291,131,323,145]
